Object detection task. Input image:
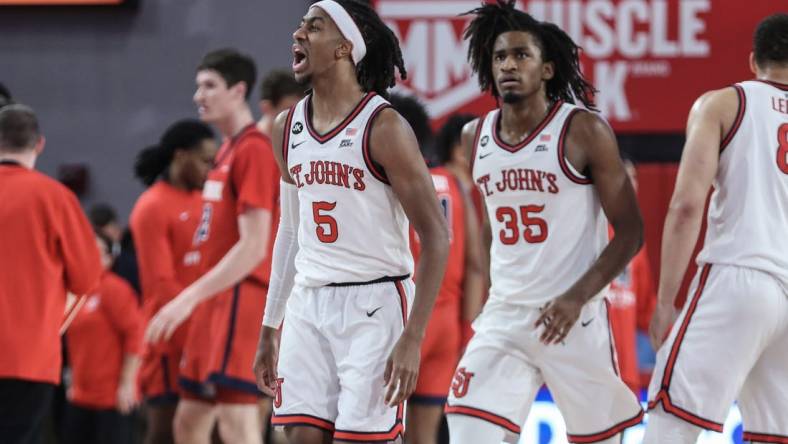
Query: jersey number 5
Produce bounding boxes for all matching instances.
[312,201,338,243]
[777,123,788,175]
[496,205,548,245]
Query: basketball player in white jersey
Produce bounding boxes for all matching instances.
[252,1,450,443]
[445,2,645,443]
[644,14,788,443]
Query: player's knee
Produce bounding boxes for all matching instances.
[404,406,442,444]
[173,403,213,443]
[284,425,331,444]
[216,405,261,444]
[446,414,507,444]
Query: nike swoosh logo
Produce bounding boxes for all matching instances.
[581,318,594,327]
[291,141,306,149]
[366,306,383,317]
[479,152,493,159]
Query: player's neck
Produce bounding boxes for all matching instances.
[757,66,788,85]
[310,68,365,121]
[215,106,255,139]
[166,167,188,192]
[499,95,551,140]
[257,115,274,137]
[0,150,36,169]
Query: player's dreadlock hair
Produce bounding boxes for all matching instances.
[329,0,407,98]
[462,0,596,109]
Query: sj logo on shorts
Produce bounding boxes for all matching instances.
[451,367,474,398]
[273,378,284,408]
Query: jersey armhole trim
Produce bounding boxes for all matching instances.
[557,108,593,185]
[282,105,296,165]
[362,103,392,185]
[720,85,746,152]
[468,114,487,175]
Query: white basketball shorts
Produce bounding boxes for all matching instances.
[446,297,644,443]
[647,263,788,441]
[271,277,414,442]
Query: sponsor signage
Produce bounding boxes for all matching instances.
[376,0,782,132]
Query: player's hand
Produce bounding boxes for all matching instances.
[383,332,421,407]
[253,326,280,397]
[649,302,677,350]
[145,292,196,344]
[116,380,138,414]
[534,294,583,345]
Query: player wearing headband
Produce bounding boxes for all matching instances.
[445,2,644,443]
[252,1,449,443]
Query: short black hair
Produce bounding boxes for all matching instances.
[259,69,305,106]
[435,113,476,165]
[198,48,257,100]
[327,0,407,98]
[89,203,118,229]
[388,93,432,154]
[463,0,596,109]
[753,14,788,69]
[0,82,12,109]
[134,119,215,186]
[0,104,40,153]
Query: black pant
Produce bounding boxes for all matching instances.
[0,378,55,444]
[61,402,133,444]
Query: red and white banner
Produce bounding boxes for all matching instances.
[376,0,783,132]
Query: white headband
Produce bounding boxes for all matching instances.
[311,0,367,64]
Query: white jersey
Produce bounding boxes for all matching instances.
[283,92,413,287]
[472,102,608,307]
[696,80,788,288]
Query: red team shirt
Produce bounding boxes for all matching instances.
[66,271,144,409]
[196,123,279,286]
[187,123,279,393]
[411,166,468,399]
[0,163,102,385]
[130,181,205,399]
[607,225,657,392]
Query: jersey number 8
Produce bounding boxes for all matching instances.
[777,123,788,175]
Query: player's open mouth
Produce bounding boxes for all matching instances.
[292,46,308,73]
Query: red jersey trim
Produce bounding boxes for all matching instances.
[603,298,621,377]
[647,391,724,432]
[661,264,711,389]
[647,264,724,432]
[395,280,408,326]
[271,413,335,432]
[720,85,746,152]
[333,404,404,442]
[362,103,392,184]
[305,92,377,144]
[566,409,644,443]
[282,104,296,165]
[755,79,788,91]
[557,108,593,185]
[468,115,487,175]
[742,431,788,444]
[444,404,521,434]
[491,101,562,153]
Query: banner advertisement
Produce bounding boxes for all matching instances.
[376,0,783,132]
